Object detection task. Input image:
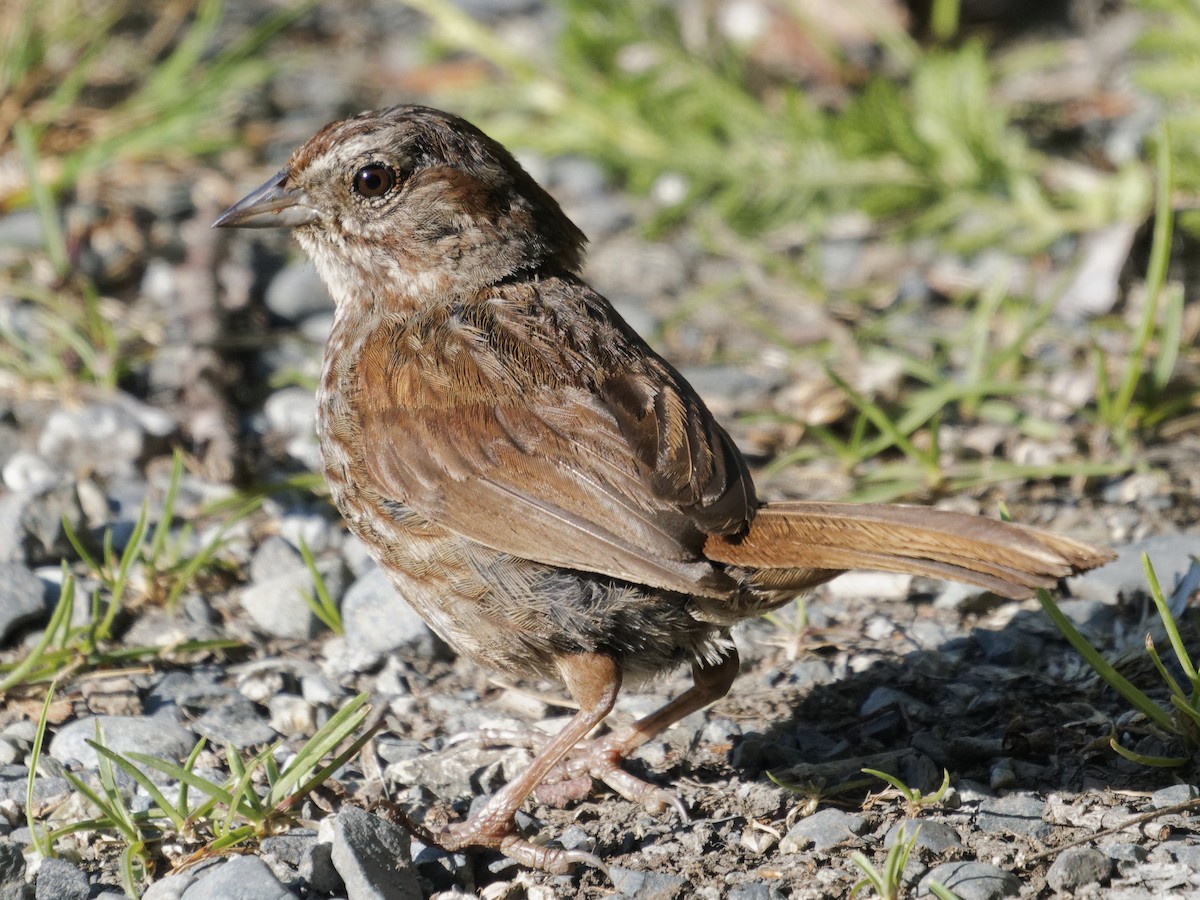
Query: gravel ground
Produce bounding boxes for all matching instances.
[2,2,1199,898]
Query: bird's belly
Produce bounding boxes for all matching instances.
[327,473,729,684]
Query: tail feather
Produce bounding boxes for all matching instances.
[703,501,1113,600]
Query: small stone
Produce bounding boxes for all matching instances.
[268,694,317,737]
[263,388,321,471]
[330,806,421,900]
[341,564,441,666]
[33,857,89,900]
[37,401,152,478]
[1150,783,1198,808]
[826,571,914,601]
[300,841,343,894]
[178,855,295,899]
[265,260,332,324]
[240,536,321,640]
[192,696,277,748]
[884,819,961,854]
[779,808,868,853]
[1046,847,1111,892]
[49,715,195,771]
[0,563,48,644]
[920,861,1020,900]
[608,866,688,899]
[139,871,195,900]
[0,841,30,899]
[976,794,1051,840]
[2,453,57,492]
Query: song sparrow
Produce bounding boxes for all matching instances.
[215,105,1113,872]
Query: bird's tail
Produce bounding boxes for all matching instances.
[703,501,1113,600]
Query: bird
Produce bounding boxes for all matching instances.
[214,104,1114,873]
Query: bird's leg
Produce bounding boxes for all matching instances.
[535,649,740,815]
[428,650,621,873]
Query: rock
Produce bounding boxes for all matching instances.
[779,808,868,852]
[609,866,688,899]
[884,818,962,854]
[0,840,31,900]
[141,873,194,900]
[240,536,320,640]
[0,482,87,566]
[300,841,342,894]
[268,694,317,737]
[1046,847,1111,892]
[37,399,168,478]
[178,855,295,899]
[49,715,195,771]
[1069,532,1198,603]
[976,794,1051,840]
[329,807,421,900]
[2,452,57,492]
[33,857,89,900]
[263,388,321,471]
[0,563,48,644]
[192,696,277,748]
[920,861,1020,899]
[264,260,332,324]
[340,564,441,667]
[1151,783,1198,808]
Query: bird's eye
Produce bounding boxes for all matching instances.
[352,163,395,198]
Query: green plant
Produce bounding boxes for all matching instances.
[402,0,1142,252]
[1091,126,1190,447]
[1038,555,1200,766]
[30,693,373,895]
[298,537,344,635]
[862,767,951,817]
[65,450,260,615]
[849,824,918,899]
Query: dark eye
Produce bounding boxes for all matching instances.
[352,163,395,198]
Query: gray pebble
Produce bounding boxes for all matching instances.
[1169,841,1200,872]
[330,806,421,900]
[0,737,19,766]
[300,840,343,894]
[179,855,295,900]
[265,260,332,324]
[0,563,49,645]
[192,696,277,748]
[49,715,195,770]
[726,885,775,900]
[142,873,196,900]
[340,564,440,667]
[884,818,961,854]
[261,830,319,869]
[262,388,321,471]
[920,861,1020,899]
[1046,847,1111,892]
[1069,532,1197,603]
[976,794,1051,840]
[33,857,89,900]
[609,866,688,899]
[779,807,867,852]
[0,840,30,900]
[2,452,57,492]
[0,482,86,566]
[1151,783,1199,808]
[37,401,160,478]
[240,536,320,640]
[268,694,317,737]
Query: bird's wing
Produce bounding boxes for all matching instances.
[352,280,754,598]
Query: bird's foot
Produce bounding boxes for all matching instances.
[454,726,686,818]
[393,798,605,875]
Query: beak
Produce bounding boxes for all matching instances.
[212,170,320,229]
